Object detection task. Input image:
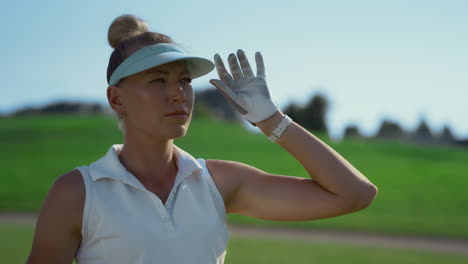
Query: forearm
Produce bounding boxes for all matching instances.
[257,111,378,203]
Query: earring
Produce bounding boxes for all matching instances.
[118,113,123,118]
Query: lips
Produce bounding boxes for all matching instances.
[165,110,189,117]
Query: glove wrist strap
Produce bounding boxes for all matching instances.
[268,115,293,142]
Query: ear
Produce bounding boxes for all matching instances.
[107,85,125,115]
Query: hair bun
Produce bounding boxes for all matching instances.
[108,14,149,49]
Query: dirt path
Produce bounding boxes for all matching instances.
[229,225,468,257]
[2,212,467,257]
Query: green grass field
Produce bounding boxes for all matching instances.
[2,224,467,264]
[1,114,467,240]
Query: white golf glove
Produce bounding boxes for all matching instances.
[209,49,279,124]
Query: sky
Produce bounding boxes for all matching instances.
[2,0,467,140]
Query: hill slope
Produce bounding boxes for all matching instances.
[1,115,467,239]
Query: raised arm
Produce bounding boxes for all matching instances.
[208,50,378,221]
[258,110,378,208]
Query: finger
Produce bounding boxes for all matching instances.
[210,79,248,115]
[214,54,233,84]
[209,79,238,102]
[255,51,266,79]
[228,53,244,80]
[237,49,254,78]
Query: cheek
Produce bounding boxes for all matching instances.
[183,83,193,95]
[137,87,164,103]
[186,87,195,108]
[186,86,194,100]
[125,87,164,114]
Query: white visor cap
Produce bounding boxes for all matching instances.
[108,43,214,86]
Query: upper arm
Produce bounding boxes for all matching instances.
[206,159,365,221]
[26,169,85,264]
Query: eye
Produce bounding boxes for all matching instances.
[151,78,165,83]
[180,78,192,84]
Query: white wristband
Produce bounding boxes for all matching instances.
[268,115,293,142]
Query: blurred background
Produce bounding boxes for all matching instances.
[1,0,467,263]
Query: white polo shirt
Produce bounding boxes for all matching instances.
[74,144,230,264]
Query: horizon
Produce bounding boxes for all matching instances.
[2,93,464,142]
[2,0,467,140]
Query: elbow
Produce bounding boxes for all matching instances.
[351,184,378,211]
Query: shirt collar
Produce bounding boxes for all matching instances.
[89,144,203,189]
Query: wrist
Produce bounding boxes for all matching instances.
[256,111,285,136]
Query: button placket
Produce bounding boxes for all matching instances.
[164,175,186,210]
[146,192,168,222]
[161,180,186,231]
[159,202,175,231]
[166,183,181,210]
[157,202,169,220]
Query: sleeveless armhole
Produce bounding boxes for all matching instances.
[74,166,93,242]
[197,158,227,218]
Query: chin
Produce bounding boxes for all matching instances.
[164,116,192,140]
[172,131,187,139]
[168,125,189,140]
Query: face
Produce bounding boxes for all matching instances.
[109,60,194,141]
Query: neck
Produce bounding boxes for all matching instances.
[117,132,178,186]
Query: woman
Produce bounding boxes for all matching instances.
[26,14,378,264]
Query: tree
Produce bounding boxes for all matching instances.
[411,118,434,143]
[194,88,240,121]
[437,125,456,145]
[283,103,303,124]
[343,124,363,139]
[302,93,329,133]
[284,93,330,135]
[374,119,404,140]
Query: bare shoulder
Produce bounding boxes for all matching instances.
[205,159,266,214]
[53,168,84,190]
[39,168,85,233]
[53,168,85,207]
[27,169,85,263]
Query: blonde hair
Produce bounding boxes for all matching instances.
[106,14,176,133]
[108,14,150,49]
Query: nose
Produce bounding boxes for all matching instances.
[168,82,186,103]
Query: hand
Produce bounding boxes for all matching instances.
[209,49,279,124]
